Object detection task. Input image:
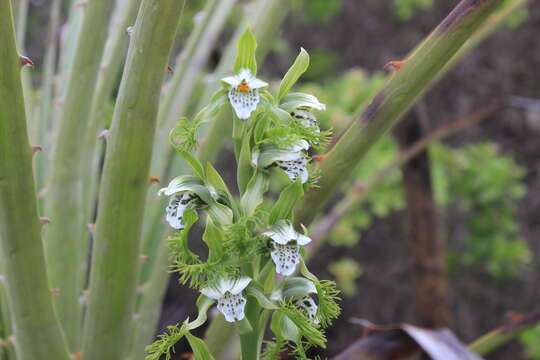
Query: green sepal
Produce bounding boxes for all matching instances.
[237,126,254,195]
[177,149,205,180]
[282,277,317,298]
[269,105,293,125]
[206,201,233,226]
[185,331,216,360]
[279,92,326,113]
[233,26,257,75]
[202,217,225,263]
[246,285,278,310]
[169,209,199,261]
[277,48,310,101]
[196,87,229,122]
[160,175,212,204]
[269,179,304,224]
[187,295,216,331]
[271,312,300,343]
[234,316,253,335]
[241,171,269,216]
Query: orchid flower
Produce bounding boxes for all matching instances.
[263,220,312,276]
[253,140,310,184]
[201,277,251,322]
[221,69,268,119]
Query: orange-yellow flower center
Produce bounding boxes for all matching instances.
[236,80,250,93]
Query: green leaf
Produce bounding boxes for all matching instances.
[185,332,216,360]
[282,277,317,298]
[254,114,270,144]
[234,27,257,74]
[269,180,304,224]
[202,217,224,262]
[277,48,310,101]
[241,171,269,216]
[178,149,205,180]
[187,295,216,331]
[168,209,199,262]
[246,286,279,310]
[234,317,253,335]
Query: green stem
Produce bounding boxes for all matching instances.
[294,0,505,227]
[44,0,116,350]
[81,1,185,359]
[0,2,70,359]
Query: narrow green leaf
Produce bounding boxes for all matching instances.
[205,162,232,196]
[234,26,257,74]
[237,128,254,195]
[234,317,253,335]
[254,113,270,144]
[178,149,205,180]
[269,180,304,224]
[185,332,216,360]
[277,48,309,100]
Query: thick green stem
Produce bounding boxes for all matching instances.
[0,2,70,359]
[44,0,116,350]
[139,0,237,286]
[81,1,185,359]
[294,0,505,227]
[82,0,143,221]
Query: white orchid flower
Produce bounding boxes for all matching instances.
[254,140,310,184]
[296,296,320,325]
[221,69,268,120]
[158,175,209,230]
[263,220,312,276]
[201,277,251,322]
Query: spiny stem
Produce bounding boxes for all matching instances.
[81,1,185,359]
[0,1,70,359]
